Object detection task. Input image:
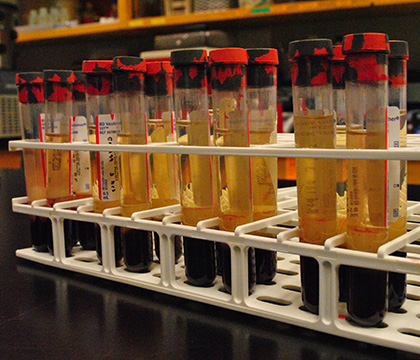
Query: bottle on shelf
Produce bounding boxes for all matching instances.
[387,40,409,312]
[43,69,76,256]
[145,61,182,263]
[343,32,390,326]
[288,39,336,314]
[70,70,96,250]
[16,72,51,253]
[246,48,279,285]
[112,56,153,273]
[209,47,256,294]
[82,60,123,266]
[171,49,218,287]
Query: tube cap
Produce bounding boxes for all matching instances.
[389,40,409,59]
[82,60,113,74]
[43,70,74,83]
[332,45,345,61]
[16,72,43,85]
[247,48,279,65]
[209,48,248,64]
[170,49,208,66]
[16,72,44,104]
[146,61,173,75]
[343,33,389,54]
[72,71,86,83]
[112,56,147,72]
[288,39,333,60]
[145,61,173,96]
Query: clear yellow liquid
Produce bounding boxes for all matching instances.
[148,118,179,208]
[88,125,120,213]
[336,125,347,233]
[117,132,151,217]
[177,115,219,226]
[250,129,277,221]
[389,110,407,240]
[22,147,46,203]
[215,127,253,232]
[45,133,73,206]
[346,127,388,252]
[294,114,337,245]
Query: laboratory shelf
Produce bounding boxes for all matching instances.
[9,134,420,355]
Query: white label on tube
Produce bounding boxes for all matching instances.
[71,116,91,194]
[388,106,400,222]
[95,114,120,202]
[38,113,46,187]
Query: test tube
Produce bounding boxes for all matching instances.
[112,56,153,273]
[246,48,279,285]
[343,33,390,326]
[70,70,96,250]
[387,40,409,312]
[288,39,336,314]
[43,70,75,256]
[209,48,256,294]
[16,72,51,252]
[82,60,122,265]
[171,49,218,287]
[332,45,347,233]
[332,45,349,303]
[145,61,182,262]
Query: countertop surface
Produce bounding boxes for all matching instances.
[1,156,420,360]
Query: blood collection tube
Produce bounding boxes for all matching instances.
[145,61,181,262]
[288,39,336,314]
[333,44,347,233]
[70,70,96,250]
[171,49,218,287]
[332,45,349,303]
[209,48,256,294]
[82,60,122,265]
[387,40,409,312]
[343,33,390,326]
[43,70,75,256]
[16,72,51,252]
[246,48,279,285]
[112,56,153,273]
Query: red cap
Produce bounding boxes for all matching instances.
[247,48,279,65]
[146,61,173,75]
[343,33,389,54]
[209,48,248,64]
[112,56,147,72]
[333,45,345,61]
[82,60,113,74]
[16,72,43,85]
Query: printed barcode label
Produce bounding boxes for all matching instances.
[388,106,400,222]
[95,114,120,202]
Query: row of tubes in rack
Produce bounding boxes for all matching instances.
[14,33,416,329]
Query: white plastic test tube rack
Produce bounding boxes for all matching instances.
[9,133,420,354]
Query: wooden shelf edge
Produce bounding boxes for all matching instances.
[17,0,420,44]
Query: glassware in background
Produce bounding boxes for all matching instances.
[145,61,182,263]
[83,60,122,266]
[16,72,51,253]
[171,49,218,287]
[210,48,256,294]
[43,69,75,256]
[343,32,390,326]
[387,40,409,312]
[246,48,279,285]
[113,56,153,273]
[289,39,336,314]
